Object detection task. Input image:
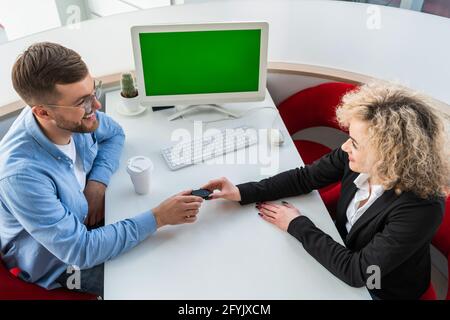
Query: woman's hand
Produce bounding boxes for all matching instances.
[201,177,241,201]
[256,201,302,231]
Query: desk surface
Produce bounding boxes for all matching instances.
[103,89,371,300]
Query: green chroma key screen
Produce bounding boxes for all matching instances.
[138,29,261,96]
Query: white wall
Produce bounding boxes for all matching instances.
[0,0,61,41]
[1,0,450,110]
[87,0,170,17]
[0,25,7,43]
[0,0,171,41]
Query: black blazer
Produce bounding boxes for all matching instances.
[237,147,444,300]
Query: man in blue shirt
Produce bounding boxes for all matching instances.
[0,42,204,297]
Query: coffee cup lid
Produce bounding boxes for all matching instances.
[127,156,153,173]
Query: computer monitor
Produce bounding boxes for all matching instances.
[131,22,269,120]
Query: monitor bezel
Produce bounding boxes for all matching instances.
[131,22,268,106]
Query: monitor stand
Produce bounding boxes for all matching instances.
[167,104,240,121]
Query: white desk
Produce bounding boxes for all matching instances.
[104,89,371,300]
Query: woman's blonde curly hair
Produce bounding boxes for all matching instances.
[336,81,450,199]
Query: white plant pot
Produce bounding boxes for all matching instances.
[120,94,140,113]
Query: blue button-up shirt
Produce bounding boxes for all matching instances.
[0,107,157,289]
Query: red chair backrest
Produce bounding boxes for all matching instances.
[279,82,358,135]
[432,197,450,300]
[432,197,450,257]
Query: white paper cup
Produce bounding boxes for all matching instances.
[127,156,154,195]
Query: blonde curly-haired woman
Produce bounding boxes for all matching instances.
[202,82,450,300]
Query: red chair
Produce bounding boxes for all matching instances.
[278,82,358,218]
[422,197,450,300]
[0,258,97,300]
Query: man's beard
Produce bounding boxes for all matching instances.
[54,113,99,133]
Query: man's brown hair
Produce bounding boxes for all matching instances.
[12,42,89,106]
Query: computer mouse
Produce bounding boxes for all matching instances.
[268,128,285,146]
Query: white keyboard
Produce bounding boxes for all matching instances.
[161,126,258,170]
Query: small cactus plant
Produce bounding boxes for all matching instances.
[120,73,138,98]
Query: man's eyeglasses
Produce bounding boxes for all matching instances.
[44,80,103,114]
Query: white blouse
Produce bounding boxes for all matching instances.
[345,173,385,233]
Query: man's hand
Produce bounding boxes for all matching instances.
[83,180,106,227]
[201,177,241,201]
[256,201,302,231]
[152,190,204,228]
